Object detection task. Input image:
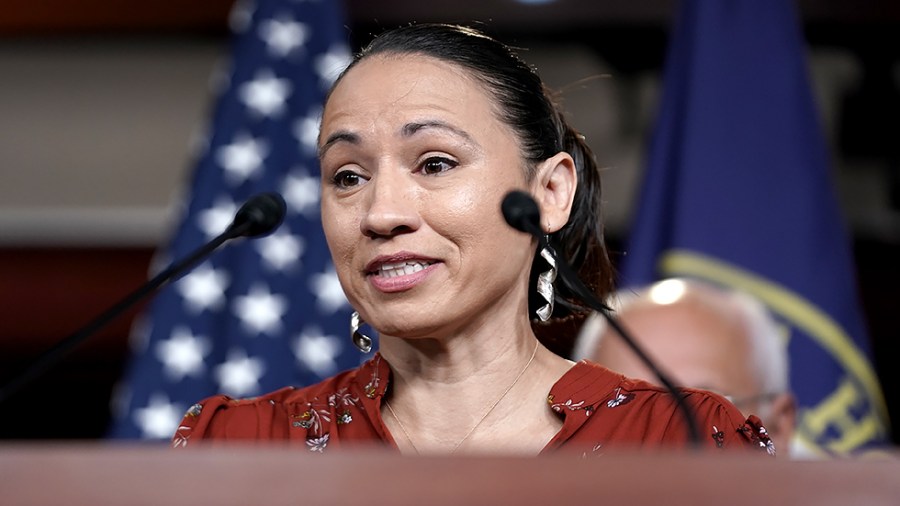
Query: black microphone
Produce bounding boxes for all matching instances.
[0,192,287,404]
[227,192,287,239]
[501,190,702,447]
[501,190,544,237]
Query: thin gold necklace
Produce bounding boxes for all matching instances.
[384,340,540,455]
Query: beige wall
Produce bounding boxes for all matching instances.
[0,40,220,245]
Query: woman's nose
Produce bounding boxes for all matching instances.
[359,174,421,239]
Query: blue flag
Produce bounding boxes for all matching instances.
[109,0,364,440]
[621,0,890,455]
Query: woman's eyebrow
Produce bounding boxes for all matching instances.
[320,120,480,157]
[318,130,359,157]
[402,120,475,144]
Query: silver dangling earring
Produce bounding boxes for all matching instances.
[350,311,372,353]
[536,238,557,321]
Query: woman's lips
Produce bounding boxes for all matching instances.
[366,255,440,293]
[373,260,433,278]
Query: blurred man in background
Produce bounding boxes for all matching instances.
[574,278,798,456]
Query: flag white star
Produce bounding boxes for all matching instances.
[314,43,352,87]
[293,108,321,154]
[156,327,211,381]
[197,198,237,239]
[258,16,310,57]
[215,134,268,184]
[238,70,292,117]
[293,327,342,377]
[215,350,266,397]
[310,266,348,314]
[177,264,230,312]
[257,229,305,270]
[233,284,288,335]
[134,394,184,440]
[281,169,320,216]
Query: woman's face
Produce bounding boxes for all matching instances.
[318,54,538,338]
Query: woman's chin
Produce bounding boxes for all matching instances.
[369,318,451,343]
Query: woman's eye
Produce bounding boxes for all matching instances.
[332,170,365,189]
[420,157,458,175]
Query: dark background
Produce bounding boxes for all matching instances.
[0,0,898,443]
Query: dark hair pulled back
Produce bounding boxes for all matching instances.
[328,23,615,356]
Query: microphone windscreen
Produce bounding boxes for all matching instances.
[501,190,542,236]
[231,192,287,237]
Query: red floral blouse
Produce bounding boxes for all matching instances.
[172,354,775,456]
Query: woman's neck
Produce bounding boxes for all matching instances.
[377,317,574,454]
[379,300,549,376]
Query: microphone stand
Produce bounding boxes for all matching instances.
[539,234,702,447]
[502,190,701,447]
[0,193,285,404]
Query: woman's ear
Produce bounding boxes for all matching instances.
[531,152,577,234]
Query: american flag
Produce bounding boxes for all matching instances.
[108,0,365,440]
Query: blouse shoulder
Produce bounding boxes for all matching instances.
[171,387,297,447]
[553,361,775,455]
[678,386,776,454]
[171,359,382,447]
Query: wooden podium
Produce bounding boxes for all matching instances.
[2,444,899,504]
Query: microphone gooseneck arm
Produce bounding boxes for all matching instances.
[501,190,702,447]
[0,192,286,404]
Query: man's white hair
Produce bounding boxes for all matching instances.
[573,278,789,395]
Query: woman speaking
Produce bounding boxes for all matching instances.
[173,23,773,456]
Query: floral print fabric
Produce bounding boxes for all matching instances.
[173,354,772,456]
